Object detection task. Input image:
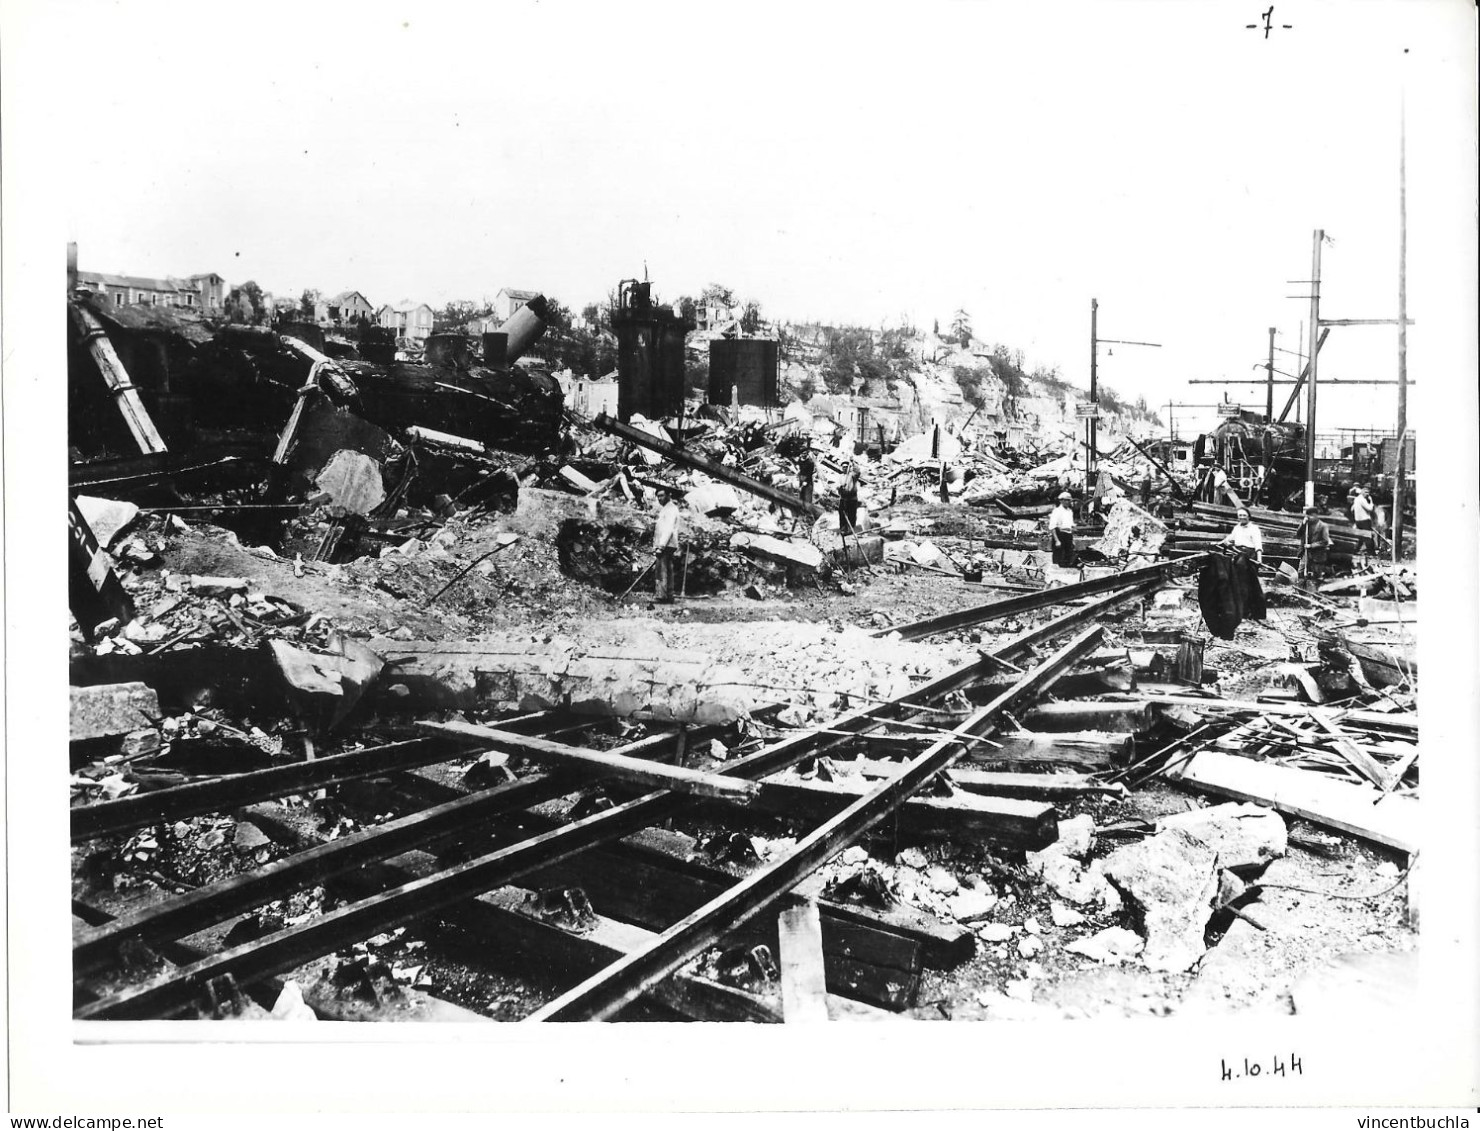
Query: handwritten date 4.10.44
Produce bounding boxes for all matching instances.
[1222,1054,1304,1081]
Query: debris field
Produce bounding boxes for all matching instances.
[68,293,1419,1023]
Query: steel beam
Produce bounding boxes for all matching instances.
[74,653,1001,1019]
[524,626,1103,1021]
[591,412,824,518]
[877,555,1209,642]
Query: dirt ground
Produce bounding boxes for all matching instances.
[71,493,1419,1022]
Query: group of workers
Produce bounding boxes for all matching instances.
[649,440,1391,602]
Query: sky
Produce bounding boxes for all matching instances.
[34,0,1480,438]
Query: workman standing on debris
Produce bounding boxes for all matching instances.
[1351,484,1380,559]
[653,498,682,603]
[1048,491,1076,568]
[1298,505,1331,579]
[1140,474,1153,508]
[839,461,861,534]
[797,448,816,505]
[938,461,951,504]
[1220,507,1264,564]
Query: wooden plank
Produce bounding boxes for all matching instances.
[747,776,1056,847]
[524,627,1102,1022]
[246,805,780,1023]
[1142,694,1417,737]
[336,772,932,1005]
[1170,749,1420,853]
[1020,701,1155,734]
[844,758,1123,799]
[74,650,1003,1020]
[961,730,1130,769]
[71,736,469,843]
[1307,710,1395,791]
[70,304,168,455]
[418,720,759,803]
[778,900,829,1022]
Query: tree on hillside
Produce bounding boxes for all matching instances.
[544,297,572,332]
[739,299,763,335]
[225,280,266,324]
[933,318,940,336]
[951,309,972,347]
[299,288,322,318]
[796,374,818,403]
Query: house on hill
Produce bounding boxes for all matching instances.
[75,270,223,311]
[495,288,540,321]
[316,290,375,326]
[398,301,435,342]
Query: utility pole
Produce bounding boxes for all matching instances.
[1304,229,1324,508]
[1088,297,1160,486]
[1393,87,1409,555]
[1266,327,1276,421]
[1088,298,1099,485]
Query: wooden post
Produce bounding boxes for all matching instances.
[1392,90,1408,556]
[1088,298,1099,484]
[778,900,829,1022]
[1266,326,1276,422]
[69,304,167,455]
[1304,230,1324,507]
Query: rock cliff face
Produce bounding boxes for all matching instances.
[775,325,1156,449]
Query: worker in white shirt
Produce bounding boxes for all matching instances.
[1350,483,1379,560]
[653,498,682,602]
[1047,491,1076,567]
[1219,507,1264,564]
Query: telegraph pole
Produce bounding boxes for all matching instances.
[1088,298,1160,486]
[1266,327,1276,421]
[1304,230,1324,507]
[1088,298,1099,484]
[1393,88,1409,556]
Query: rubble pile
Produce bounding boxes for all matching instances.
[66,290,1420,1025]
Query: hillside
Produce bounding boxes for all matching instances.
[770,322,1162,451]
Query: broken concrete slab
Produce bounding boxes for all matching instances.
[1026,813,1095,864]
[268,635,384,729]
[368,634,758,725]
[1066,926,1144,964]
[70,681,161,743]
[1155,802,1287,871]
[1102,826,1220,973]
[313,449,387,516]
[74,496,141,550]
[730,532,824,571]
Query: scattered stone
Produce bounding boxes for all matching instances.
[1066,926,1145,964]
[1005,979,1034,1002]
[708,739,730,761]
[1025,814,1094,874]
[1023,916,1042,936]
[1017,935,1044,958]
[233,822,270,850]
[978,922,1015,943]
[70,682,161,744]
[270,981,318,1022]
[188,576,250,597]
[948,886,997,921]
[1156,802,1287,870]
[841,845,868,866]
[1103,827,1220,972]
[1050,902,1085,928]
[895,847,928,869]
[924,866,959,895]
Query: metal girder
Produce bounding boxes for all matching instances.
[878,555,1210,642]
[591,412,824,518]
[525,625,1103,1021]
[74,652,1001,1020]
[71,736,467,843]
[71,773,571,977]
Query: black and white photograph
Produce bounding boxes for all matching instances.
[3,0,1477,1122]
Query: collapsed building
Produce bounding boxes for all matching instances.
[67,272,1420,1024]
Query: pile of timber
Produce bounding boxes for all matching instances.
[1131,695,1418,853]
